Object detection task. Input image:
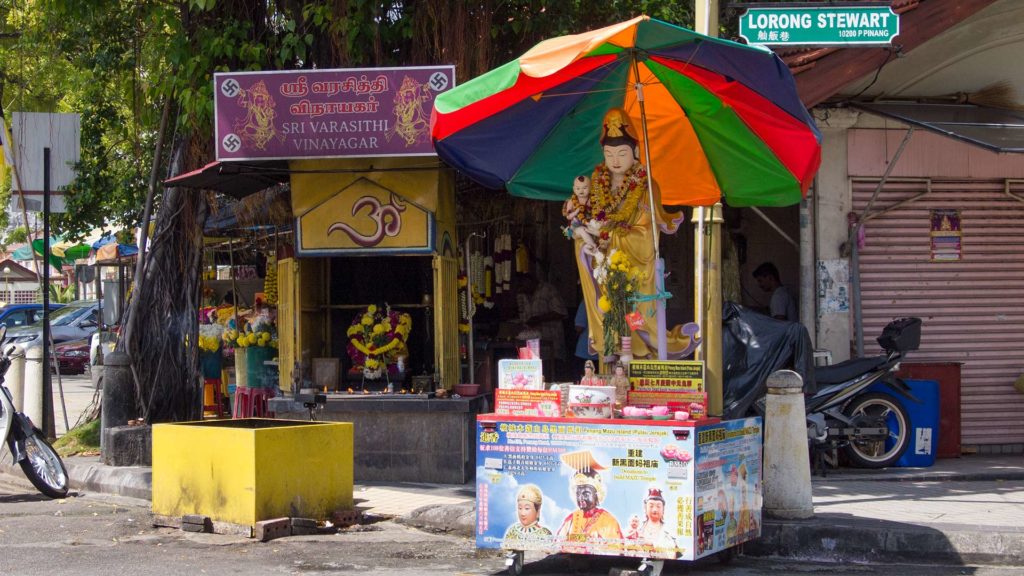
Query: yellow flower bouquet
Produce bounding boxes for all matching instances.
[198,324,225,379]
[594,249,640,357]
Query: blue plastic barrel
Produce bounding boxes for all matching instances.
[867,379,939,467]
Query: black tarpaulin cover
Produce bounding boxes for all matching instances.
[721,301,816,419]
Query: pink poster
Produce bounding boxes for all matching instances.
[214,66,455,160]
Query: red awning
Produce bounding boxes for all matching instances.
[162,160,289,198]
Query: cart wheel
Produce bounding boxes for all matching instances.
[631,559,664,576]
[716,547,736,565]
[505,550,524,576]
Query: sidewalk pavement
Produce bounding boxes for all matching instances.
[2,452,1022,565]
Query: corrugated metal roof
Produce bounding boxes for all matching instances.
[772,0,999,107]
[851,102,1024,153]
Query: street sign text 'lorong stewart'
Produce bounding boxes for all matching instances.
[739,5,899,46]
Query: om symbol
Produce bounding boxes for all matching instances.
[328,192,407,247]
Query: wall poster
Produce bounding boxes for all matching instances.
[817,258,849,314]
[930,209,962,262]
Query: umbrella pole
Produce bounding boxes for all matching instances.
[634,67,669,361]
[694,0,723,415]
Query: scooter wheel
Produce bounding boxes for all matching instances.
[841,392,911,468]
[18,429,70,498]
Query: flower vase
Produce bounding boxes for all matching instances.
[618,336,633,365]
[200,351,223,380]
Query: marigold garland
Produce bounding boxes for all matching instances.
[346,304,412,378]
[590,162,648,230]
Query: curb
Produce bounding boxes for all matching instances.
[814,470,1024,484]
[745,514,1024,566]
[0,455,151,501]
[65,458,152,500]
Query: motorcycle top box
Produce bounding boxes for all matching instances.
[877,317,922,352]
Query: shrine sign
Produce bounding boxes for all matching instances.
[739,5,899,46]
[214,66,455,160]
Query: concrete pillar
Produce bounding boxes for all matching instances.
[763,369,813,519]
[695,0,720,36]
[692,204,724,416]
[22,345,44,427]
[101,351,137,454]
[812,107,859,363]
[799,197,815,343]
[6,343,26,412]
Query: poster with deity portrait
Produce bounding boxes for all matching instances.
[475,415,761,560]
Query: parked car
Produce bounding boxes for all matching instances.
[0,303,64,329]
[53,338,90,375]
[89,327,119,367]
[3,300,101,348]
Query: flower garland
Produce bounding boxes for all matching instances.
[589,162,649,231]
[346,304,412,379]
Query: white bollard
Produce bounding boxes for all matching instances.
[5,343,26,412]
[22,344,44,428]
[763,369,814,519]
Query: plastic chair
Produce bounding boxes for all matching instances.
[232,386,276,418]
[233,386,253,418]
[250,387,276,417]
[203,378,225,418]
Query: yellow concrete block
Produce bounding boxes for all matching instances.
[152,419,353,526]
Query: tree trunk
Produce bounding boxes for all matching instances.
[120,141,208,423]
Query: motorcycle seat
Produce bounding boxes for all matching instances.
[814,355,889,385]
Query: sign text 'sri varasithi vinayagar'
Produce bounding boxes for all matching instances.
[214,66,455,160]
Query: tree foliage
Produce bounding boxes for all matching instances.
[6,1,711,423]
[4,2,701,236]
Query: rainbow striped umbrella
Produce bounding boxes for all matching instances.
[431,16,821,208]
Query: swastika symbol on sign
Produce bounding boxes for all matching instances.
[221,78,241,98]
[222,133,242,153]
[429,72,449,92]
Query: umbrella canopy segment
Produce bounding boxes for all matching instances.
[50,240,92,261]
[432,16,821,207]
[91,235,138,262]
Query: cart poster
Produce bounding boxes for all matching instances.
[626,391,708,418]
[476,418,698,560]
[495,389,562,417]
[498,359,544,390]
[628,360,704,392]
[693,417,763,558]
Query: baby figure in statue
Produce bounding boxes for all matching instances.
[562,176,602,257]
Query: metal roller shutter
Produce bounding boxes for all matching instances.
[853,179,1024,446]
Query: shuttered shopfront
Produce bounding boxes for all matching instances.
[853,179,1024,447]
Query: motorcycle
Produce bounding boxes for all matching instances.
[804,316,921,468]
[723,303,921,469]
[0,326,70,498]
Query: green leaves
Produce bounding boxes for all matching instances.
[0,0,706,243]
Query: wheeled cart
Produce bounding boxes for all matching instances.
[476,415,763,575]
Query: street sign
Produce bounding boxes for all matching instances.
[1,112,80,213]
[214,65,455,161]
[739,5,899,46]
